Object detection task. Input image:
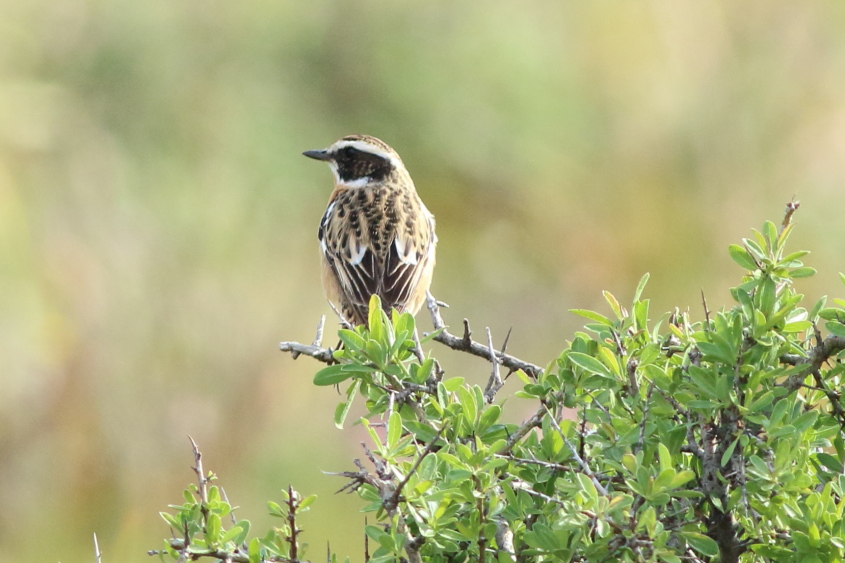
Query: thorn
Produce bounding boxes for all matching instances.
[501,327,513,355]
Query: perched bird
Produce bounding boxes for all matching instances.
[304,135,437,326]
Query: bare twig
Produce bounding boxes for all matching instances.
[779,198,800,236]
[149,541,251,562]
[286,484,299,561]
[279,340,336,364]
[291,316,327,360]
[387,426,447,510]
[634,384,654,454]
[781,335,845,392]
[93,533,102,563]
[364,517,370,561]
[327,300,354,330]
[495,517,516,562]
[188,436,209,506]
[425,293,542,379]
[502,401,546,454]
[483,327,504,403]
[220,487,238,526]
[544,406,609,495]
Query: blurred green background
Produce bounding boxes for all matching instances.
[2,1,845,560]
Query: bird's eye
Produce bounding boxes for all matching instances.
[341,147,356,158]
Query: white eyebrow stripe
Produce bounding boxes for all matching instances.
[331,140,403,169]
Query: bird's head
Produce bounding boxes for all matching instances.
[303,135,405,188]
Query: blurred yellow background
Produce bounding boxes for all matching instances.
[2,1,845,560]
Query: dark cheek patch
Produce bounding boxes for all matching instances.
[337,151,391,182]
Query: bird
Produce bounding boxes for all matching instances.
[303,135,437,327]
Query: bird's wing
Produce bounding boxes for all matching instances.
[319,189,383,324]
[319,188,435,323]
[382,197,435,313]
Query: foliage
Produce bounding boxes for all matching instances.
[157,214,845,562]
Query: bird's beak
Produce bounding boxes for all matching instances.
[302,149,332,161]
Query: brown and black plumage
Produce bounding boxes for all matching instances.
[303,135,437,326]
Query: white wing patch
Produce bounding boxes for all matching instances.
[349,236,367,266]
[394,237,418,266]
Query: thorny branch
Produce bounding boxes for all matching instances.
[425,293,543,379]
[544,405,609,496]
[278,293,545,384]
[153,541,251,563]
[781,335,845,391]
[150,441,309,563]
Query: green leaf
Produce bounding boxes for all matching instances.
[442,377,465,392]
[816,453,844,473]
[658,443,672,473]
[746,391,773,413]
[362,419,383,448]
[792,410,819,434]
[160,511,182,530]
[603,290,624,319]
[393,311,415,339]
[791,267,816,278]
[206,512,221,543]
[643,364,672,388]
[744,237,766,260]
[728,244,757,270]
[597,346,621,377]
[780,249,810,264]
[368,294,385,343]
[334,380,360,428]
[683,532,719,556]
[570,309,613,325]
[633,272,650,302]
[220,521,250,545]
[575,473,598,500]
[314,364,354,386]
[387,411,402,450]
[634,299,650,332]
[757,276,776,316]
[783,320,812,333]
[404,421,438,442]
[248,537,262,563]
[638,505,656,534]
[763,220,777,251]
[809,296,827,321]
[825,321,845,338]
[299,494,317,511]
[457,386,478,425]
[478,405,502,431]
[568,352,613,379]
[338,329,366,352]
[721,437,740,467]
[413,358,435,384]
[668,470,695,489]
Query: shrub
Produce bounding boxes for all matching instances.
[155,206,845,562]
